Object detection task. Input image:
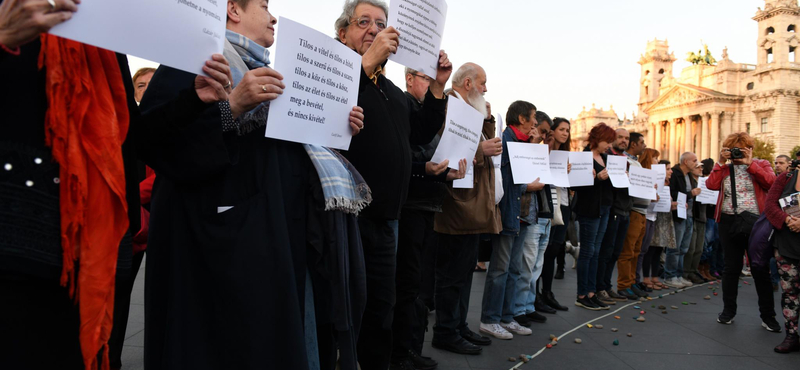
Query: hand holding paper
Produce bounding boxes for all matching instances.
[677,192,687,219]
[507,142,552,185]
[387,0,448,79]
[568,152,594,187]
[431,97,484,170]
[606,155,630,188]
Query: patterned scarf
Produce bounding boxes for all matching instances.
[226,29,271,83]
[39,34,130,370]
[224,31,371,214]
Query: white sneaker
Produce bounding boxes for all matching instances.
[500,320,532,336]
[663,277,685,288]
[479,322,513,340]
[680,277,694,287]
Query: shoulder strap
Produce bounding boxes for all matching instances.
[730,164,738,212]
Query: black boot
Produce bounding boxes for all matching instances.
[534,294,557,314]
[554,267,565,280]
[543,291,569,311]
[774,333,799,353]
[408,350,438,370]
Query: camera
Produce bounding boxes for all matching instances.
[791,159,800,170]
[730,147,744,159]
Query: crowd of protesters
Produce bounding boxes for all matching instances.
[2,1,800,370]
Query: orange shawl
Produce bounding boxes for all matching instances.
[39,34,130,370]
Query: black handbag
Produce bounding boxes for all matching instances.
[728,164,759,235]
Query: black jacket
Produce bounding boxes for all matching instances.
[341,69,446,220]
[573,152,613,218]
[670,165,697,221]
[403,92,450,213]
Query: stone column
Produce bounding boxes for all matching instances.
[701,113,710,159]
[669,119,678,164]
[684,116,693,156]
[655,122,663,155]
[710,112,724,159]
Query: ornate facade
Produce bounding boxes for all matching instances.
[572,0,800,163]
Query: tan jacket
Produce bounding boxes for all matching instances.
[434,92,502,235]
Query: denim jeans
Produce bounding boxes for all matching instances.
[597,213,630,292]
[511,218,551,316]
[576,206,611,296]
[481,226,527,324]
[665,217,693,279]
[704,218,724,274]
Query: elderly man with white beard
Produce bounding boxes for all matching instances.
[431,62,503,355]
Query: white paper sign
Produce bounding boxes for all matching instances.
[568,152,594,187]
[507,143,552,185]
[265,18,361,150]
[677,192,688,219]
[696,177,720,205]
[629,166,657,200]
[50,0,226,76]
[549,150,570,187]
[651,164,667,191]
[607,155,630,188]
[654,185,672,212]
[431,98,484,170]
[453,165,473,189]
[496,112,504,139]
[388,0,448,78]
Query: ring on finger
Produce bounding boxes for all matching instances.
[48,0,56,10]
[224,80,231,89]
[261,85,267,92]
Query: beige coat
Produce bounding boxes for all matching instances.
[434,92,502,235]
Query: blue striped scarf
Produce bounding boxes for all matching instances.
[225,30,371,214]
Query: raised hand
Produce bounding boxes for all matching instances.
[194,54,233,104]
[361,26,399,75]
[429,50,452,98]
[481,137,502,156]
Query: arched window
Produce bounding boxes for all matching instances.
[768,47,774,63]
[767,26,775,35]
[645,70,650,76]
[747,82,755,90]
[789,25,796,32]
[658,68,665,74]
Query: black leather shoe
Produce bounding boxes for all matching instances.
[554,268,565,280]
[543,291,569,311]
[630,284,649,298]
[408,350,438,370]
[460,328,492,346]
[534,296,557,314]
[514,314,533,327]
[431,337,483,355]
[526,311,548,323]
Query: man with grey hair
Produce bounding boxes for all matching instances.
[433,62,502,355]
[334,1,453,368]
[664,151,702,288]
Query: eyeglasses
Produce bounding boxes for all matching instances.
[411,73,430,80]
[350,16,387,31]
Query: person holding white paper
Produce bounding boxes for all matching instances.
[334,1,454,367]
[663,152,701,289]
[539,117,574,312]
[0,2,242,369]
[479,101,541,340]
[511,110,560,322]
[635,149,667,291]
[393,66,466,370]
[432,63,501,356]
[139,3,373,370]
[572,122,616,311]
[685,163,709,285]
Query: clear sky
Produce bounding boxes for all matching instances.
[130,0,762,122]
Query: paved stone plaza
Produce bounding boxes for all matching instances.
[121,257,798,370]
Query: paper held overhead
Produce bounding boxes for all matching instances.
[387,0,448,79]
[50,0,226,76]
[265,18,362,150]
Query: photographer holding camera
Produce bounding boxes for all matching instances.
[706,132,778,330]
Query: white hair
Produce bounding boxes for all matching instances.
[452,63,480,88]
[334,0,389,36]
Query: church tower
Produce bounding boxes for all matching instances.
[754,0,800,65]
[637,39,676,115]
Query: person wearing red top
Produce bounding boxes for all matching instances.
[706,132,779,331]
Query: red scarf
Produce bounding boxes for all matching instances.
[39,34,130,370]
[509,125,530,142]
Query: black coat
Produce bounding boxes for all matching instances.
[341,68,446,220]
[670,165,697,221]
[138,66,311,370]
